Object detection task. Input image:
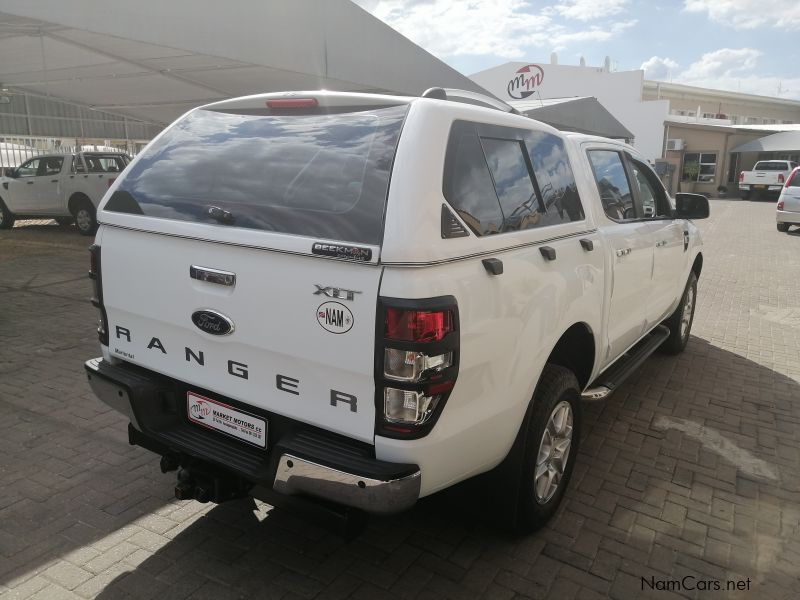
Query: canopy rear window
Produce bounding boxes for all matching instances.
[105,104,408,244]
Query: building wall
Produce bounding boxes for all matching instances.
[643,82,800,125]
[659,124,765,195]
[470,62,669,161]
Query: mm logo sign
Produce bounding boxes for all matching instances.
[507,64,544,99]
[316,301,354,334]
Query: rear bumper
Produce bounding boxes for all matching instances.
[84,357,420,514]
[777,209,800,225]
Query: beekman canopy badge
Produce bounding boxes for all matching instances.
[317,301,354,334]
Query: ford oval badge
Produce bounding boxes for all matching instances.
[191,309,234,336]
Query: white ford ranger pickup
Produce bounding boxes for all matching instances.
[84,90,708,531]
[0,151,130,234]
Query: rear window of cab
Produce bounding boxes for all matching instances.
[104,104,408,245]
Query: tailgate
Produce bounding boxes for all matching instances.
[101,226,380,443]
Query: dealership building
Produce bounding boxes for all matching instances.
[471,58,800,195]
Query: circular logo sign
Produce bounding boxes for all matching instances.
[316,301,354,334]
[507,64,544,99]
[191,309,234,336]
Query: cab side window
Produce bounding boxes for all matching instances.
[72,156,87,173]
[587,150,635,221]
[443,121,585,236]
[628,158,671,218]
[16,158,41,178]
[42,157,64,176]
[443,122,504,235]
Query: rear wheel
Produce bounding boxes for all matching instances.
[0,198,15,230]
[514,365,581,533]
[777,222,790,232]
[73,201,97,236]
[659,272,697,355]
[740,190,751,200]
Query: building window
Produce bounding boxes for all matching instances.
[702,112,716,119]
[763,118,776,124]
[683,152,717,183]
[730,115,740,124]
[782,120,794,124]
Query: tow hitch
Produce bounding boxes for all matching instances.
[161,455,251,504]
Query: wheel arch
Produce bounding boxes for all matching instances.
[68,192,93,215]
[544,322,595,390]
[691,252,703,279]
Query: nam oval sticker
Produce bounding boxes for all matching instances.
[316,301,354,334]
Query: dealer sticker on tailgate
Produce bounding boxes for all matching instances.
[187,391,266,448]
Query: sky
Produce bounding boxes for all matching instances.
[352,0,800,100]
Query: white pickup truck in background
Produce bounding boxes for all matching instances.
[738,160,799,199]
[0,151,130,234]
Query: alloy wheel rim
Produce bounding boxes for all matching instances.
[680,285,695,340]
[76,209,92,231]
[534,400,573,504]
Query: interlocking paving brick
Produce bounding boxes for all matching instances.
[1,204,800,598]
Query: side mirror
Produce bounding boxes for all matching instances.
[675,193,709,219]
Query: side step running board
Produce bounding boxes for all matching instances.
[581,325,670,401]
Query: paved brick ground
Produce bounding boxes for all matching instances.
[1,207,799,600]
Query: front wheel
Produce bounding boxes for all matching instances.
[740,190,751,200]
[777,222,790,232]
[659,272,698,355]
[73,201,97,236]
[0,198,15,230]
[515,365,581,532]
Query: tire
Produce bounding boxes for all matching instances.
[740,191,751,200]
[55,217,74,227]
[72,200,97,236]
[659,272,698,355]
[513,364,582,533]
[0,198,15,230]
[777,223,790,232]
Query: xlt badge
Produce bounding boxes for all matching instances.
[191,309,234,336]
[313,284,362,301]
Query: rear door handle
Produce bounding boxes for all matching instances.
[482,258,503,275]
[655,240,667,247]
[51,179,59,183]
[26,180,33,184]
[616,248,631,257]
[579,238,594,251]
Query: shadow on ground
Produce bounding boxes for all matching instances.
[86,338,800,600]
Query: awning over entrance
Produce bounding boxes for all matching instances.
[509,96,634,140]
[731,130,800,153]
[0,0,488,127]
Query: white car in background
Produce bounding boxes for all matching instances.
[776,166,800,233]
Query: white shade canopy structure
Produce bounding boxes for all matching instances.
[731,130,800,153]
[0,0,489,129]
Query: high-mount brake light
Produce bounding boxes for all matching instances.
[385,308,454,342]
[376,298,459,438]
[88,245,109,346]
[266,98,318,109]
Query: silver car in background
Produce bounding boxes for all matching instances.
[777,166,800,233]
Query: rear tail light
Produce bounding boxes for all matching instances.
[785,168,798,188]
[777,200,784,210]
[88,245,109,345]
[107,177,116,188]
[739,172,744,183]
[778,173,785,184]
[376,298,459,438]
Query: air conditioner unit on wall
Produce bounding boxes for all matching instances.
[667,138,684,151]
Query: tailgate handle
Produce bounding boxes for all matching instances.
[190,265,236,287]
